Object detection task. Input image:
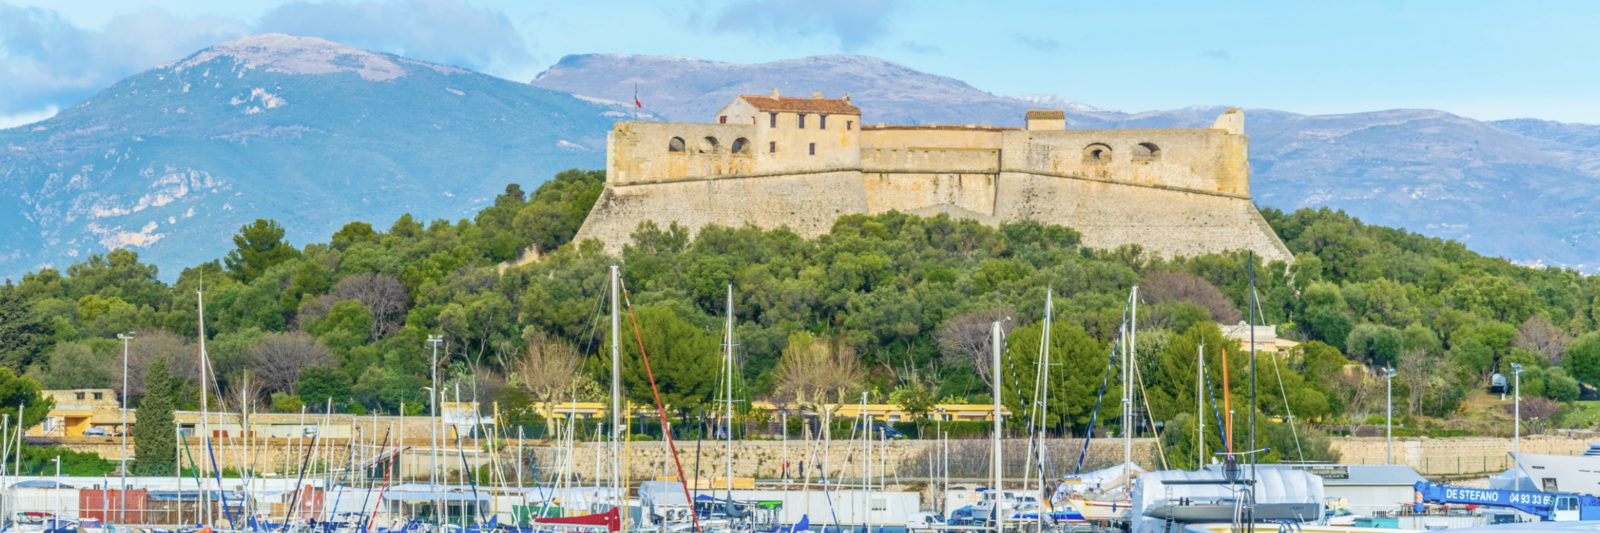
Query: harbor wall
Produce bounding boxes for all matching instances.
[1330,435,1593,475]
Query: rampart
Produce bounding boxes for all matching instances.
[574,94,1292,263]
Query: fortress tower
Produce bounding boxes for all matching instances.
[575,90,1292,263]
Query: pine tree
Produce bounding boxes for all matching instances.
[134,356,176,475]
[223,219,299,282]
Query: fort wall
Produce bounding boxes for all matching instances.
[574,103,1291,263]
[579,170,868,246]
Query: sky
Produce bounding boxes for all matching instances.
[3,0,1598,129]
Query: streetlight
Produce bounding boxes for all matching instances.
[1512,363,1526,458]
[1382,367,1397,464]
[116,330,133,524]
[426,334,444,527]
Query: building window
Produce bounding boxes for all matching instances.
[770,113,777,128]
[1133,142,1161,161]
[809,143,816,155]
[799,114,806,129]
[769,141,776,153]
[719,116,727,124]
[93,392,103,400]
[76,392,85,400]
[820,115,827,129]
[1083,143,1112,163]
[847,120,854,131]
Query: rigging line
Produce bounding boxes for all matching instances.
[1202,365,1227,454]
[1072,326,1121,476]
[619,277,704,533]
[206,436,238,529]
[1253,284,1306,462]
[1128,353,1170,470]
[279,435,320,531]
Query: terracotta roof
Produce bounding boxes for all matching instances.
[1026,110,1066,119]
[738,95,861,115]
[861,124,1017,132]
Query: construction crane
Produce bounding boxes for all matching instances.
[1413,482,1600,521]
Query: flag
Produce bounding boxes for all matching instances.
[635,95,643,108]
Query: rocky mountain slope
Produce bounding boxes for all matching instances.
[0,35,651,281]
[532,53,1600,270]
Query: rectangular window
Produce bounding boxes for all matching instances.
[719,116,727,124]
[769,141,776,153]
[770,113,777,128]
[798,114,806,128]
[820,115,827,129]
[809,143,816,155]
[76,392,85,400]
[847,120,854,131]
[93,392,103,400]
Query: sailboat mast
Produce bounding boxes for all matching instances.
[990,321,1002,533]
[1197,342,1205,468]
[609,265,621,508]
[198,288,212,526]
[724,285,735,511]
[1124,287,1137,476]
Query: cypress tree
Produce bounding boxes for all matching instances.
[134,356,176,475]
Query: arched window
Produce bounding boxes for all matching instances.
[1082,143,1112,163]
[668,137,685,153]
[1133,142,1161,160]
[731,138,750,154]
[700,137,719,153]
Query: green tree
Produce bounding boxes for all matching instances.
[1566,332,1600,386]
[224,219,300,282]
[1001,320,1115,431]
[133,356,176,475]
[1346,324,1404,366]
[296,365,353,408]
[610,307,719,416]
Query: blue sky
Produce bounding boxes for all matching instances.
[3,0,1597,128]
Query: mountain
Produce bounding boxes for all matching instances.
[531,53,1600,271]
[0,34,653,281]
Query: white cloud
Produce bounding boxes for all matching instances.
[0,105,59,130]
[702,0,898,51]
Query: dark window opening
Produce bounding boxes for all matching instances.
[820,115,827,129]
[769,141,776,153]
[809,143,816,155]
[847,120,854,131]
[94,392,103,400]
[719,116,727,124]
[799,114,806,129]
[668,137,686,153]
[732,138,749,154]
[76,392,85,400]
[770,113,777,128]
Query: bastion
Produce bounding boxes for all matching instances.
[574,91,1292,263]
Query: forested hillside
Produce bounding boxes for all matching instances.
[3,168,1597,465]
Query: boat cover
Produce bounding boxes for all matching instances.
[1054,462,1146,500]
[638,481,692,507]
[531,507,621,532]
[1489,468,1539,492]
[1129,469,1323,533]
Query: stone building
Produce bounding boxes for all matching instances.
[575,90,1293,262]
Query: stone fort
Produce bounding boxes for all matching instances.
[574,90,1293,262]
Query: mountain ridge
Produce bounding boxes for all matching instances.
[0,35,652,281]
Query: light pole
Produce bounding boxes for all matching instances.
[426,334,444,526]
[51,456,61,520]
[116,330,133,524]
[1383,367,1397,464]
[1512,363,1525,458]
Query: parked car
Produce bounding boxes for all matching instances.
[83,427,108,437]
[853,422,908,440]
[905,512,947,531]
